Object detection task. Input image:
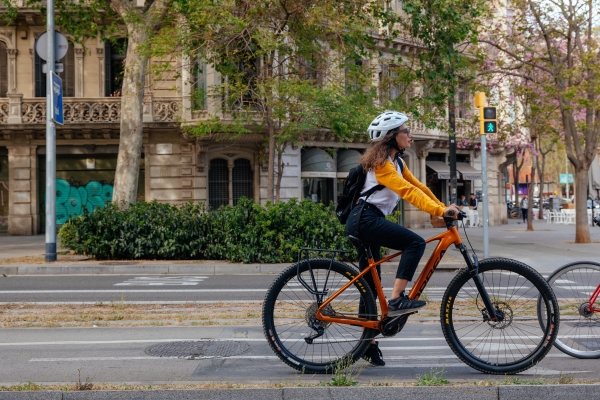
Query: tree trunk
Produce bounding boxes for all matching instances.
[526,159,536,231]
[275,148,284,203]
[112,28,148,208]
[574,168,591,243]
[266,120,275,203]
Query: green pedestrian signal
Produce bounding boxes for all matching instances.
[480,106,497,135]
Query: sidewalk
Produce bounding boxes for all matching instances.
[1,384,599,399]
[0,218,598,275]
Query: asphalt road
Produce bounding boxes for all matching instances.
[0,273,462,303]
[0,324,597,386]
[1,271,600,386]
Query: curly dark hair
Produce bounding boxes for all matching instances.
[359,127,400,171]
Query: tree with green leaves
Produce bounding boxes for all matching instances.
[481,0,600,243]
[2,0,173,208]
[398,0,488,205]
[157,0,393,202]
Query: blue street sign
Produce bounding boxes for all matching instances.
[51,72,63,125]
[559,174,573,184]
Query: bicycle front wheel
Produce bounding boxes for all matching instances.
[262,258,378,374]
[546,261,600,358]
[441,258,559,374]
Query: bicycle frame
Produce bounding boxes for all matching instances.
[586,285,600,313]
[314,222,495,330]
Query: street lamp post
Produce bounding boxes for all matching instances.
[45,0,57,262]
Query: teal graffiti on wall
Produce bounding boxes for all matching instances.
[45,178,114,225]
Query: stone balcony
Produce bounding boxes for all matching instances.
[0,95,182,125]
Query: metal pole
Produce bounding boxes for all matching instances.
[449,96,457,205]
[481,134,489,259]
[565,155,569,200]
[45,0,56,262]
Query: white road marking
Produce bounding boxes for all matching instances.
[2,333,572,347]
[28,355,576,364]
[115,276,208,286]
[558,286,598,290]
[0,289,274,293]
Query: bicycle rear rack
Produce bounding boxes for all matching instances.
[296,248,356,301]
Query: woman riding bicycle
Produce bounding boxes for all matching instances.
[346,110,459,366]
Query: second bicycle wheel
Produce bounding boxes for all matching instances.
[262,258,378,374]
[546,261,600,358]
[441,258,559,374]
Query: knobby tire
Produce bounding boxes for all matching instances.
[441,258,559,374]
[262,258,378,374]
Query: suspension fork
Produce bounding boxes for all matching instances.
[457,244,499,321]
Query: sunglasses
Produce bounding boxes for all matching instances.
[397,128,412,137]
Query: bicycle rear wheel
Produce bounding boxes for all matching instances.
[545,261,600,358]
[441,258,559,374]
[262,258,378,374]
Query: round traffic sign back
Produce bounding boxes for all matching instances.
[35,31,69,61]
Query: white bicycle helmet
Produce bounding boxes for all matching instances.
[368,111,409,142]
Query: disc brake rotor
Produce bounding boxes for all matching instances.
[487,301,513,329]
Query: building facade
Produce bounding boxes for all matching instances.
[0,20,509,236]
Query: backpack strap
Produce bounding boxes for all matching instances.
[359,184,385,199]
[352,157,403,236]
[353,184,385,237]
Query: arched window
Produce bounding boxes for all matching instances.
[208,158,229,209]
[0,42,7,97]
[232,158,253,205]
[35,43,75,97]
[208,157,253,208]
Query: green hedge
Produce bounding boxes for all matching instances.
[58,198,356,263]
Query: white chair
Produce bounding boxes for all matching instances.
[562,209,575,224]
[547,209,557,224]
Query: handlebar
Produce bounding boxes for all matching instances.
[446,210,467,220]
[443,210,467,229]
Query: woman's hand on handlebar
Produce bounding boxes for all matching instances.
[443,205,461,219]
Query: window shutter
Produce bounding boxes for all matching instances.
[104,42,111,96]
[0,42,7,97]
[34,52,46,98]
[232,158,253,205]
[59,46,75,97]
[208,158,230,209]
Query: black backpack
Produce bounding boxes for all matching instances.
[335,165,383,224]
[335,158,404,224]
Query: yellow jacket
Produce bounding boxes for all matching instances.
[375,159,446,217]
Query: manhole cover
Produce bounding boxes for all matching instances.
[145,341,251,360]
[99,261,140,265]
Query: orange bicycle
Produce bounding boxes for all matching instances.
[262,211,559,374]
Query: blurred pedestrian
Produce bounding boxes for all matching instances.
[521,197,529,223]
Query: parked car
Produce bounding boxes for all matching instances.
[588,199,600,209]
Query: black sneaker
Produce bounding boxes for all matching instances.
[387,292,427,316]
[362,341,385,366]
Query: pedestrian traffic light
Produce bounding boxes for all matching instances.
[481,106,497,134]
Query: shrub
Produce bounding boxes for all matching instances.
[58,199,355,263]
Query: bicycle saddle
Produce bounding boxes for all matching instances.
[348,235,370,248]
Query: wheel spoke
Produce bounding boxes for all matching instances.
[443,259,557,373]
[263,259,377,373]
[548,262,600,358]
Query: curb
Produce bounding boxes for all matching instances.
[0,261,464,276]
[0,385,598,399]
